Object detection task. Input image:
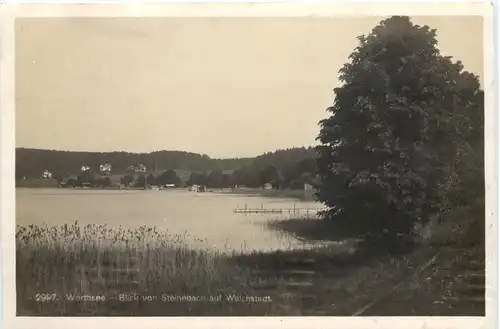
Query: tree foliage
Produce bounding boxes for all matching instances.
[157,170,182,186]
[120,174,134,186]
[180,147,318,188]
[187,172,209,186]
[77,170,95,185]
[316,16,483,245]
[135,175,146,187]
[147,174,157,186]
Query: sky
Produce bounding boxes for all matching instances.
[15,16,484,159]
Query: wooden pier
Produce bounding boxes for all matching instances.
[233,204,325,215]
[233,208,284,214]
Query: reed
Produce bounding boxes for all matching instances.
[16,222,275,316]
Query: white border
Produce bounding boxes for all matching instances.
[0,2,495,329]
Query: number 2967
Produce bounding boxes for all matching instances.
[35,293,58,302]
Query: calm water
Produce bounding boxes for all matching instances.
[16,188,324,253]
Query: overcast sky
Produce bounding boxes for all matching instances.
[15,16,483,158]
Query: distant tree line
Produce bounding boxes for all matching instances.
[16,147,319,190]
[187,148,318,189]
[16,148,251,181]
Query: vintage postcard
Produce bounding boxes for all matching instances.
[0,2,495,329]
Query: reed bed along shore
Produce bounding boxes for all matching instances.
[16,222,280,316]
[15,221,363,316]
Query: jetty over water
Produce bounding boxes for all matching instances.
[233,205,325,215]
[233,208,284,214]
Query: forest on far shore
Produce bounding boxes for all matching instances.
[16,146,319,189]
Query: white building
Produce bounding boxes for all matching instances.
[137,164,147,172]
[42,170,52,179]
[129,164,146,172]
[100,163,112,173]
[263,183,273,190]
[189,184,206,192]
[81,165,91,172]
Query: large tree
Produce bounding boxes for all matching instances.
[259,165,281,188]
[316,16,482,246]
[147,173,157,186]
[77,170,95,185]
[157,170,182,186]
[187,172,208,186]
[135,175,146,187]
[207,169,224,188]
[120,174,134,186]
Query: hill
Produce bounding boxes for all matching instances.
[15,147,317,183]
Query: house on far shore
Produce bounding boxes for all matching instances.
[41,170,53,180]
[189,184,206,192]
[263,183,273,190]
[127,164,147,173]
[99,162,112,174]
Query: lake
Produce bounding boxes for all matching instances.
[16,188,324,253]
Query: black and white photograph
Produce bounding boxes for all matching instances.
[0,2,495,327]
